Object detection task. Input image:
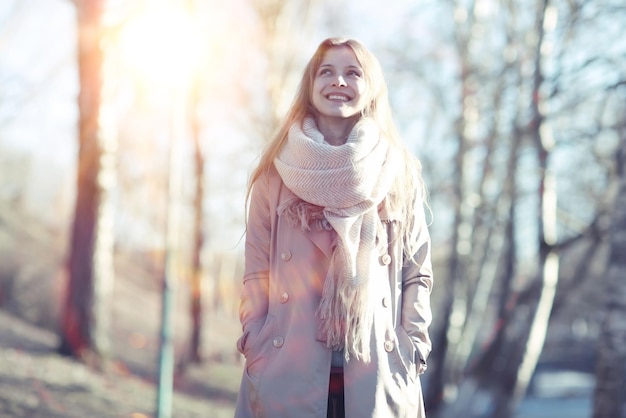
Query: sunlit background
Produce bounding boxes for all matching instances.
[0,0,446,253]
[1,0,625,417]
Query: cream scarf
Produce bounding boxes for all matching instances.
[274,117,399,362]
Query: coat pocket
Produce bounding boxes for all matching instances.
[244,315,275,380]
[394,326,418,382]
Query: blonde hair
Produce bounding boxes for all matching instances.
[247,37,427,260]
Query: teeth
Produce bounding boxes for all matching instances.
[328,94,349,101]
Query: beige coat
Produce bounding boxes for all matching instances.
[235,166,433,418]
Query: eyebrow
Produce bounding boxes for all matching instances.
[319,64,362,70]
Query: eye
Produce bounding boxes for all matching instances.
[347,70,362,77]
[318,68,333,76]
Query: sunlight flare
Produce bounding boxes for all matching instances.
[117,3,201,89]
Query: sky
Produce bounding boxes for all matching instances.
[0,0,78,227]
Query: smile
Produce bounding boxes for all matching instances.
[327,94,351,101]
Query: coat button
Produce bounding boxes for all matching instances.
[279,292,289,303]
[379,254,391,265]
[384,340,395,352]
[273,336,284,348]
[382,297,390,307]
[281,250,292,261]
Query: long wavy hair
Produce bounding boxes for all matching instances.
[246,37,428,260]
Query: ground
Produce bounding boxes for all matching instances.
[0,308,242,418]
[0,200,245,417]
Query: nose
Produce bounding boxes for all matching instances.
[332,75,347,87]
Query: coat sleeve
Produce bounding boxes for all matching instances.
[400,193,434,374]
[236,170,272,356]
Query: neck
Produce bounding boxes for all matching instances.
[316,115,358,146]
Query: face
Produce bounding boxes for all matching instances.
[311,46,368,124]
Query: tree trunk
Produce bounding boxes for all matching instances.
[189,83,205,364]
[59,0,114,364]
[424,4,476,413]
[593,140,626,418]
[491,0,558,415]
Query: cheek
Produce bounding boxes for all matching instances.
[310,90,323,112]
[312,78,325,93]
[360,84,373,105]
[355,80,368,96]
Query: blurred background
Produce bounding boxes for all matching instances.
[0,0,625,417]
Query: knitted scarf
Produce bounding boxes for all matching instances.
[274,117,399,362]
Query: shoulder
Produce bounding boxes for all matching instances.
[249,164,284,216]
[251,164,281,191]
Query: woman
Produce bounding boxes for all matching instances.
[235,37,434,418]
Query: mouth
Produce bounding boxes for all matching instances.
[326,93,351,102]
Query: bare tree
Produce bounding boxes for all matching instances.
[488,1,560,415]
[593,107,626,418]
[422,2,481,411]
[399,0,626,416]
[187,75,204,364]
[470,1,625,415]
[59,0,115,364]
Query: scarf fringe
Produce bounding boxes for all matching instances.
[277,198,325,232]
[316,242,373,363]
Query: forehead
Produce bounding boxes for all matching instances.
[319,46,361,67]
